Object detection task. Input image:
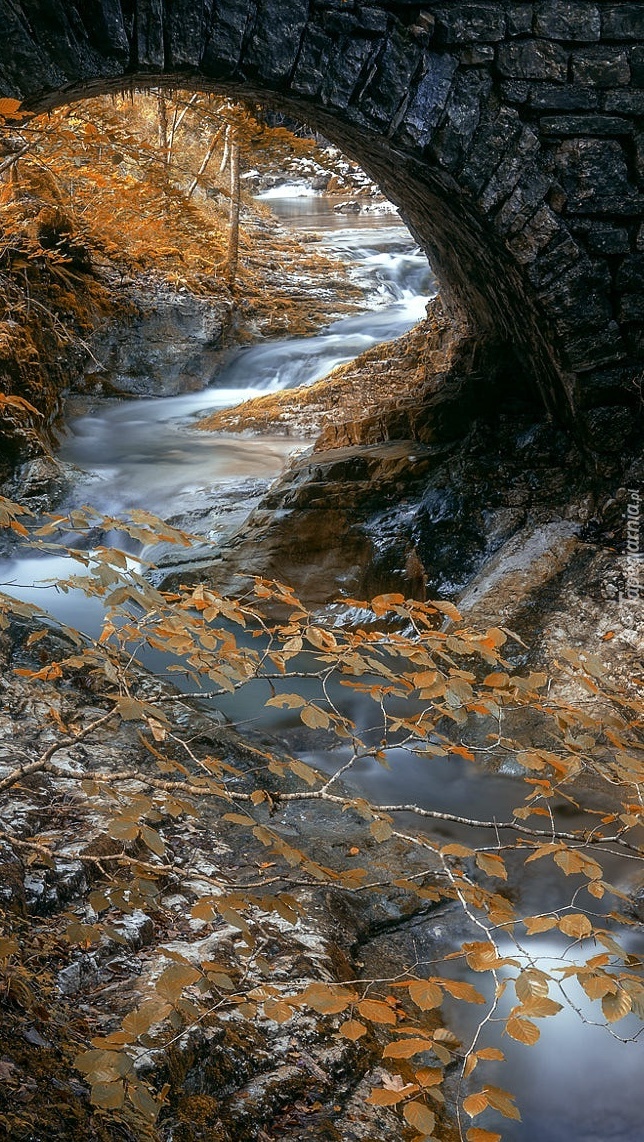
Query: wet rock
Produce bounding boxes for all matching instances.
[0,841,26,914]
[24,859,87,916]
[458,519,583,624]
[584,405,639,454]
[14,457,72,501]
[23,1025,54,1048]
[9,456,86,515]
[190,308,585,610]
[85,286,231,398]
[196,301,449,442]
[333,199,362,213]
[108,909,155,950]
[174,439,434,604]
[56,954,100,997]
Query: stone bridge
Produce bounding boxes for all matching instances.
[1,1,643,445]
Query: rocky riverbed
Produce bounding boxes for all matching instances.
[175,299,624,630]
[0,613,457,1142]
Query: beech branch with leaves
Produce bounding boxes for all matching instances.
[1,498,643,1139]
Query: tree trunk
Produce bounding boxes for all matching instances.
[156,91,170,183]
[225,132,241,288]
[168,92,199,166]
[186,125,224,200]
[219,124,230,176]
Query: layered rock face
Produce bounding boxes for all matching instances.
[0,1,643,444]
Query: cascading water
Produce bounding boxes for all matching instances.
[0,199,434,626]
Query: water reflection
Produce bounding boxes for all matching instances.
[443,935,644,1142]
[259,187,400,229]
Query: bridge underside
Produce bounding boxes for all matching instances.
[1,0,643,448]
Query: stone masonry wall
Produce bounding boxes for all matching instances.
[0,1,643,445]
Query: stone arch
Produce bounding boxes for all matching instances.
[1,1,643,443]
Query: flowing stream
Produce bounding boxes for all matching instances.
[1,199,431,628]
[2,194,642,1139]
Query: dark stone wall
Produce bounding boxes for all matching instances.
[1,0,644,442]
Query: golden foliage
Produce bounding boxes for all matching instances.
[0,91,359,469]
[2,498,644,1136]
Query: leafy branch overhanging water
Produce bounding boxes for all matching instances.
[1,496,643,1140]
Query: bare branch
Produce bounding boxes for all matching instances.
[0,142,29,176]
[0,710,117,793]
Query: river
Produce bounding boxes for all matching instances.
[1,193,642,1141]
[0,197,432,629]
